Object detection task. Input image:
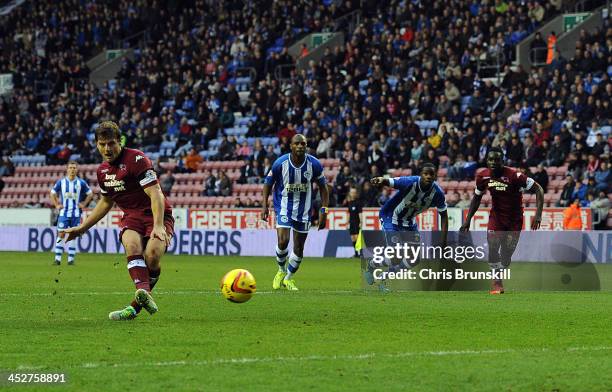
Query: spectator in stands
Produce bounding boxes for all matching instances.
[532,164,549,192]
[591,190,611,230]
[567,151,586,180]
[159,170,175,196]
[192,127,211,152]
[247,160,264,184]
[0,177,4,194]
[236,141,253,159]
[563,199,583,230]
[262,157,272,177]
[410,140,423,163]
[251,139,266,164]
[316,131,332,158]
[591,132,608,157]
[0,157,15,177]
[184,148,203,173]
[368,142,386,173]
[524,135,542,167]
[585,153,601,177]
[545,135,566,166]
[216,171,232,197]
[220,104,235,130]
[507,135,524,166]
[421,149,440,171]
[558,175,575,207]
[585,176,599,199]
[359,181,378,208]
[448,154,467,180]
[335,165,356,206]
[203,170,217,197]
[572,176,588,204]
[594,161,610,192]
[216,136,235,161]
[455,192,472,209]
[349,152,368,181]
[530,31,547,65]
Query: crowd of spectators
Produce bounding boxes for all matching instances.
[0,0,610,227]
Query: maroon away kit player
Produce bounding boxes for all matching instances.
[461,147,544,294]
[60,121,174,320]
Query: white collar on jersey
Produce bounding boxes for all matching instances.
[289,154,307,170]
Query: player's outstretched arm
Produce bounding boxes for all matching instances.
[370,177,390,187]
[60,195,113,241]
[459,193,483,232]
[261,184,271,221]
[532,182,544,230]
[144,183,170,247]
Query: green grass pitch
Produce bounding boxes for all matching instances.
[1,251,612,391]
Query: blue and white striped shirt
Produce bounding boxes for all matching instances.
[264,154,326,223]
[51,177,92,218]
[380,176,447,228]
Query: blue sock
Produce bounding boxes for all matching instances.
[285,253,302,279]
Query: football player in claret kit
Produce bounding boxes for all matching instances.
[60,121,174,320]
[364,163,449,288]
[460,147,544,294]
[261,134,329,291]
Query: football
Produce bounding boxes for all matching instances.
[220,269,257,303]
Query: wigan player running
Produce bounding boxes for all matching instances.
[460,147,544,294]
[261,134,329,291]
[60,121,174,320]
[365,164,449,286]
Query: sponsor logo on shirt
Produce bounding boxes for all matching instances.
[488,180,508,191]
[285,183,309,192]
[104,174,126,192]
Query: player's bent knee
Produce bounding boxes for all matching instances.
[124,242,142,257]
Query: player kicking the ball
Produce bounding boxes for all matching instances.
[365,164,449,289]
[460,147,544,294]
[261,134,329,291]
[60,121,174,320]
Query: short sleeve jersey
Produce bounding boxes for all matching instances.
[475,166,534,221]
[96,148,172,214]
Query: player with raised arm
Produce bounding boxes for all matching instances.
[460,147,544,294]
[50,161,93,265]
[365,164,449,287]
[60,121,174,320]
[261,134,329,291]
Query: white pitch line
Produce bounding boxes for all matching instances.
[0,290,355,297]
[14,346,612,371]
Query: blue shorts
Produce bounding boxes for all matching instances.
[57,216,81,230]
[276,213,310,233]
[380,219,420,246]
